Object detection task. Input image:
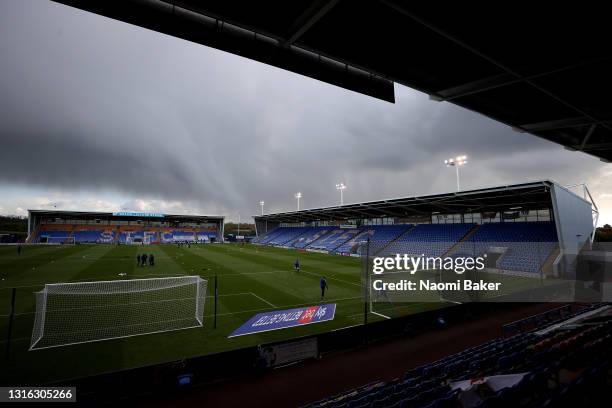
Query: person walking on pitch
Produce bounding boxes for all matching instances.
[320,276,328,299]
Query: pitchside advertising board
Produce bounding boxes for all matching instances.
[229,304,336,338]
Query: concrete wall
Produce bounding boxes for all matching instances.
[551,183,595,277]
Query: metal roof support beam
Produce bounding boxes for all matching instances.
[579,124,597,151]
[576,142,612,152]
[366,208,409,218]
[433,58,610,102]
[519,118,609,132]
[282,0,340,47]
[396,205,428,215]
[340,209,378,218]
[379,0,612,134]
[434,72,516,101]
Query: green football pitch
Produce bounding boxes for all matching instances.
[0,243,440,384]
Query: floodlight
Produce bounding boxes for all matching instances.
[294,192,302,211]
[335,183,347,205]
[444,155,468,191]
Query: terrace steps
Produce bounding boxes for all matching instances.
[299,227,335,249]
[442,224,481,257]
[328,228,364,252]
[278,228,312,246]
[372,224,416,256]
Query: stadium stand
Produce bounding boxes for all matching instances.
[196,230,217,242]
[118,229,144,244]
[290,226,335,249]
[502,305,573,337]
[265,226,313,246]
[330,225,412,254]
[160,230,174,244]
[308,227,363,252]
[350,225,412,253]
[27,210,223,245]
[35,224,73,244]
[334,225,412,254]
[379,223,475,258]
[254,222,559,274]
[252,227,282,244]
[36,231,73,244]
[256,224,413,255]
[254,221,561,274]
[73,229,115,244]
[450,222,558,274]
[169,229,195,242]
[35,225,219,245]
[303,304,611,408]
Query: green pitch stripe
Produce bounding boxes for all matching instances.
[201,244,362,290]
[163,245,307,308]
[0,244,93,286]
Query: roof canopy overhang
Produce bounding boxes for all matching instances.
[53,1,612,162]
[254,181,556,223]
[28,210,224,222]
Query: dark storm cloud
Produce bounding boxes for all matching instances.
[0,1,608,221]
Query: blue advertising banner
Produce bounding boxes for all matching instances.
[112,211,164,218]
[229,304,337,338]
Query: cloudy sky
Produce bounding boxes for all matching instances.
[0,1,610,224]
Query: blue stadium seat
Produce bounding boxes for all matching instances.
[450,222,558,273]
[335,225,412,255]
[380,223,475,258]
[307,227,362,251]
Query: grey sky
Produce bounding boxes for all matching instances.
[0,1,610,224]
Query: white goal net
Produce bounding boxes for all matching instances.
[41,236,75,245]
[30,276,207,350]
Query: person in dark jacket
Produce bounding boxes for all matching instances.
[320,276,328,299]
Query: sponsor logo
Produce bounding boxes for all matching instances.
[229,304,336,337]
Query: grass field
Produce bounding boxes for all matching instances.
[0,243,442,384]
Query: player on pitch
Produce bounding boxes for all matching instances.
[294,258,300,273]
[320,276,328,299]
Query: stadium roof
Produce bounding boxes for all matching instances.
[254,181,566,223]
[53,1,612,162]
[27,209,224,221]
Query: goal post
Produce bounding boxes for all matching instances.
[30,276,207,350]
[40,236,75,245]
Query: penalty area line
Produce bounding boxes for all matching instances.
[249,292,277,308]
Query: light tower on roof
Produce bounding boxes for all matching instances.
[444,155,468,191]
